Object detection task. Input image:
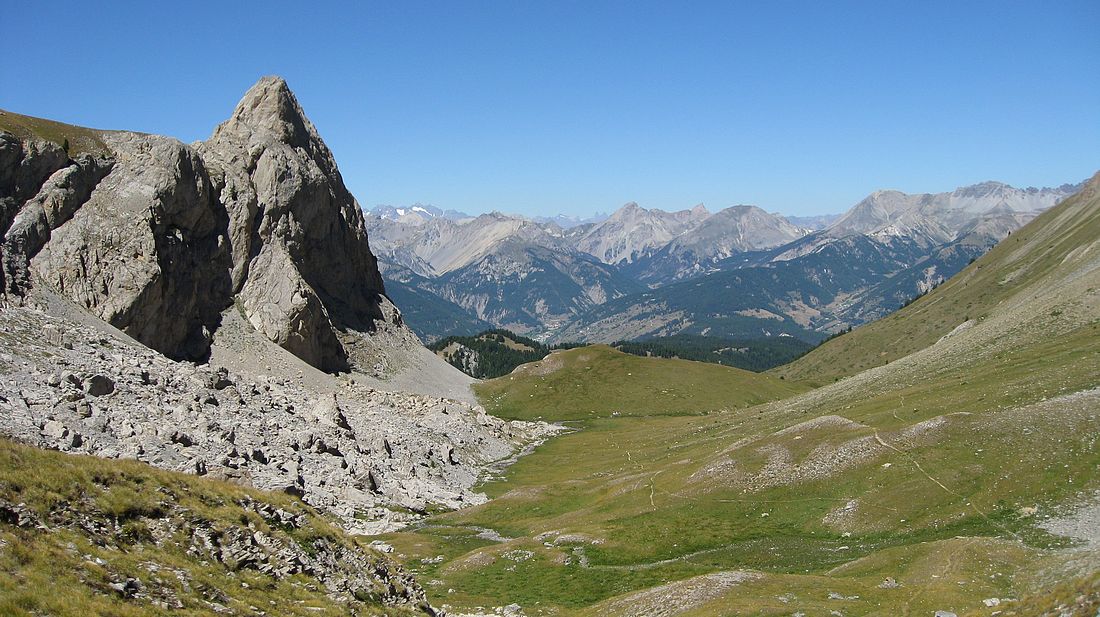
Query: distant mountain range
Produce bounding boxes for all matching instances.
[368,180,1082,343]
[369,203,471,223]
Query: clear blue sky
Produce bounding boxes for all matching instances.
[4,1,1097,216]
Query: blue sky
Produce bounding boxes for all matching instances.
[4,1,1097,216]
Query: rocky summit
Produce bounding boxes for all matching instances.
[2,77,398,373]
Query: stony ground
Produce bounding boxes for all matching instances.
[0,291,560,534]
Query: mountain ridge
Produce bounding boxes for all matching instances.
[371,178,1079,343]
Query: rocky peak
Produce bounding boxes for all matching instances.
[213,76,315,151]
[613,202,642,217]
[719,204,763,217]
[1,77,406,373]
[951,180,1009,199]
[202,77,394,371]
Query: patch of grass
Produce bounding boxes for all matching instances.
[474,345,807,421]
[0,109,110,156]
[0,439,424,616]
[972,569,1100,616]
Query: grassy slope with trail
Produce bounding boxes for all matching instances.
[382,174,1100,616]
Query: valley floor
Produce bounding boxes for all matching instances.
[379,336,1100,616]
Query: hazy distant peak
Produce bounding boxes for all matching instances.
[825,179,1080,241]
[614,202,644,216]
[533,212,610,228]
[368,204,472,224]
[718,204,765,215]
[957,180,1010,194]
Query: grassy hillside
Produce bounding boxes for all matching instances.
[612,334,813,372]
[474,345,807,421]
[0,109,110,155]
[776,172,1100,383]
[0,439,430,617]
[384,328,1100,616]
[385,319,1100,613]
[381,173,1100,615]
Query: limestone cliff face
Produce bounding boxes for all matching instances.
[0,77,400,371]
[199,77,392,371]
[30,133,232,361]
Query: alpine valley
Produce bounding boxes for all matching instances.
[2,74,1098,617]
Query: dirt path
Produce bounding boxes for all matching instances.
[901,537,976,617]
[872,428,1021,543]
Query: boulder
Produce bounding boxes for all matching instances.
[84,374,114,397]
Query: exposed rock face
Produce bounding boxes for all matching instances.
[1,77,397,371]
[572,202,712,265]
[627,204,808,284]
[0,134,112,295]
[823,181,1078,243]
[200,77,389,371]
[1,149,112,295]
[31,133,231,361]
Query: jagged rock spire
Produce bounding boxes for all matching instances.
[4,76,406,372]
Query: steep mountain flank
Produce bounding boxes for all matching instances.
[368,212,642,339]
[778,171,1100,382]
[1,77,406,373]
[383,272,495,343]
[825,180,1075,242]
[417,241,642,337]
[625,204,807,284]
[556,180,1079,343]
[572,202,711,265]
[366,181,1074,343]
[366,212,561,278]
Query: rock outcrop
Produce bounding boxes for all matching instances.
[1,77,400,372]
[0,440,437,615]
[30,133,232,361]
[200,77,393,371]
